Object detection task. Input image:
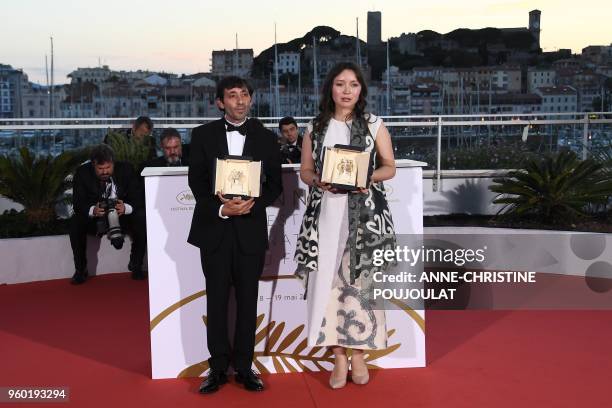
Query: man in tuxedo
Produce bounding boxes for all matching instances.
[188,76,282,394]
[278,116,302,164]
[70,144,146,284]
[144,127,189,167]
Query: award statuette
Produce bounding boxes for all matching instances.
[214,155,262,198]
[321,144,374,190]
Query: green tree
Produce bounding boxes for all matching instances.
[489,150,612,223]
[0,147,86,225]
[105,130,152,172]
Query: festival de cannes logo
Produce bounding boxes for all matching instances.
[176,190,196,206]
[150,290,422,377]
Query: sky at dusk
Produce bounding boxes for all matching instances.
[2,0,610,84]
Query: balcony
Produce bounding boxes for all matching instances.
[1,112,611,174]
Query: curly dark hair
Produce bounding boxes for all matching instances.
[160,127,181,145]
[216,76,253,101]
[133,116,153,131]
[90,144,115,165]
[278,116,297,130]
[313,62,368,134]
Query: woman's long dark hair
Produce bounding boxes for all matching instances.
[313,62,368,134]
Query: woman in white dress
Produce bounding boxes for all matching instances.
[294,62,397,389]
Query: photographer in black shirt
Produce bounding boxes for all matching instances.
[69,144,147,284]
[278,116,302,164]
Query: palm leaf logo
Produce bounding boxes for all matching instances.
[179,313,401,377]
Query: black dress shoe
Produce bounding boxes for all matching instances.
[131,270,147,280]
[199,370,228,394]
[71,270,88,285]
[235,369,264,392]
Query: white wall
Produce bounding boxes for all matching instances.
[0,235,136,284]
[422,171,504,215]
[144,165,426,379]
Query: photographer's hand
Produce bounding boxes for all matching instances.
[93,203,105,217]
[115,200,126,216]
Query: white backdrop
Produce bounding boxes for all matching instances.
[143,161,426,379]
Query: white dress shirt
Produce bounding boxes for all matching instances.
[219,117,247,219]
[226,122,247,156]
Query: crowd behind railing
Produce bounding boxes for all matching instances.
[1,112,611,172]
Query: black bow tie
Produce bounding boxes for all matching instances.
[225,120,248,136]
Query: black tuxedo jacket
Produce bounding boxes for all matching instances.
[143,154,189,168]
[280,135,303,164]
[187,118,282,255]
[72,161,144,217]
[143,143,190,168]
[143,156,168,168]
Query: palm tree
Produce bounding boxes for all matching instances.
[105,130,152,172]
[591,136,612,216]
[592,136,612,176]
[489,150,612,223]
[0,147,86,226]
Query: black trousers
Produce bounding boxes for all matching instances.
[200,224,265,372]
[69,211,147,273]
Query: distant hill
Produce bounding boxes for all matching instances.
[251,25,539,80]
[389,27,538,71]
[251,26,340,78]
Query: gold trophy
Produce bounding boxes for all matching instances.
[214,156,262,198]
[334,158,356,186]
[321,145,372,190]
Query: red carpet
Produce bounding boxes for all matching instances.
[1,273,611,407]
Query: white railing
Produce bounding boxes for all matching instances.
[1,112,611,191]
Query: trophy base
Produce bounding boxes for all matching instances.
[221,193,252,200]
[329,183,362,191]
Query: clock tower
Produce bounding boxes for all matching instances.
[529,9,541,50]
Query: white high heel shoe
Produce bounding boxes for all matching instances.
[350,356,370,385]
[329,355,349,389]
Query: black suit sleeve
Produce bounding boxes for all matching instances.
[117,162,144,211]
[72,166,95,217]
[188,126,223,219]
[252,130,283,214]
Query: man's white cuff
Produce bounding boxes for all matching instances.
[218,204,229,219]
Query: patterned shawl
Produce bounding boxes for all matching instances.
[294,114,396,287]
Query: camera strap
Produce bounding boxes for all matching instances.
[98,178,117,201]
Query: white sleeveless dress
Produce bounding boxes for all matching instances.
[304,115,388,350]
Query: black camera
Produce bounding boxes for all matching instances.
[280,143,301,163]
[95,198,124,250]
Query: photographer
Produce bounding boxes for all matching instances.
[278,116,302,164]
[69,144,146,284]
[144,127,189,167]
[103,116,157,161]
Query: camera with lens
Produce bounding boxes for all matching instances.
[280,143,301,163]
[280,143,298,154]
[95,197,124,250]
